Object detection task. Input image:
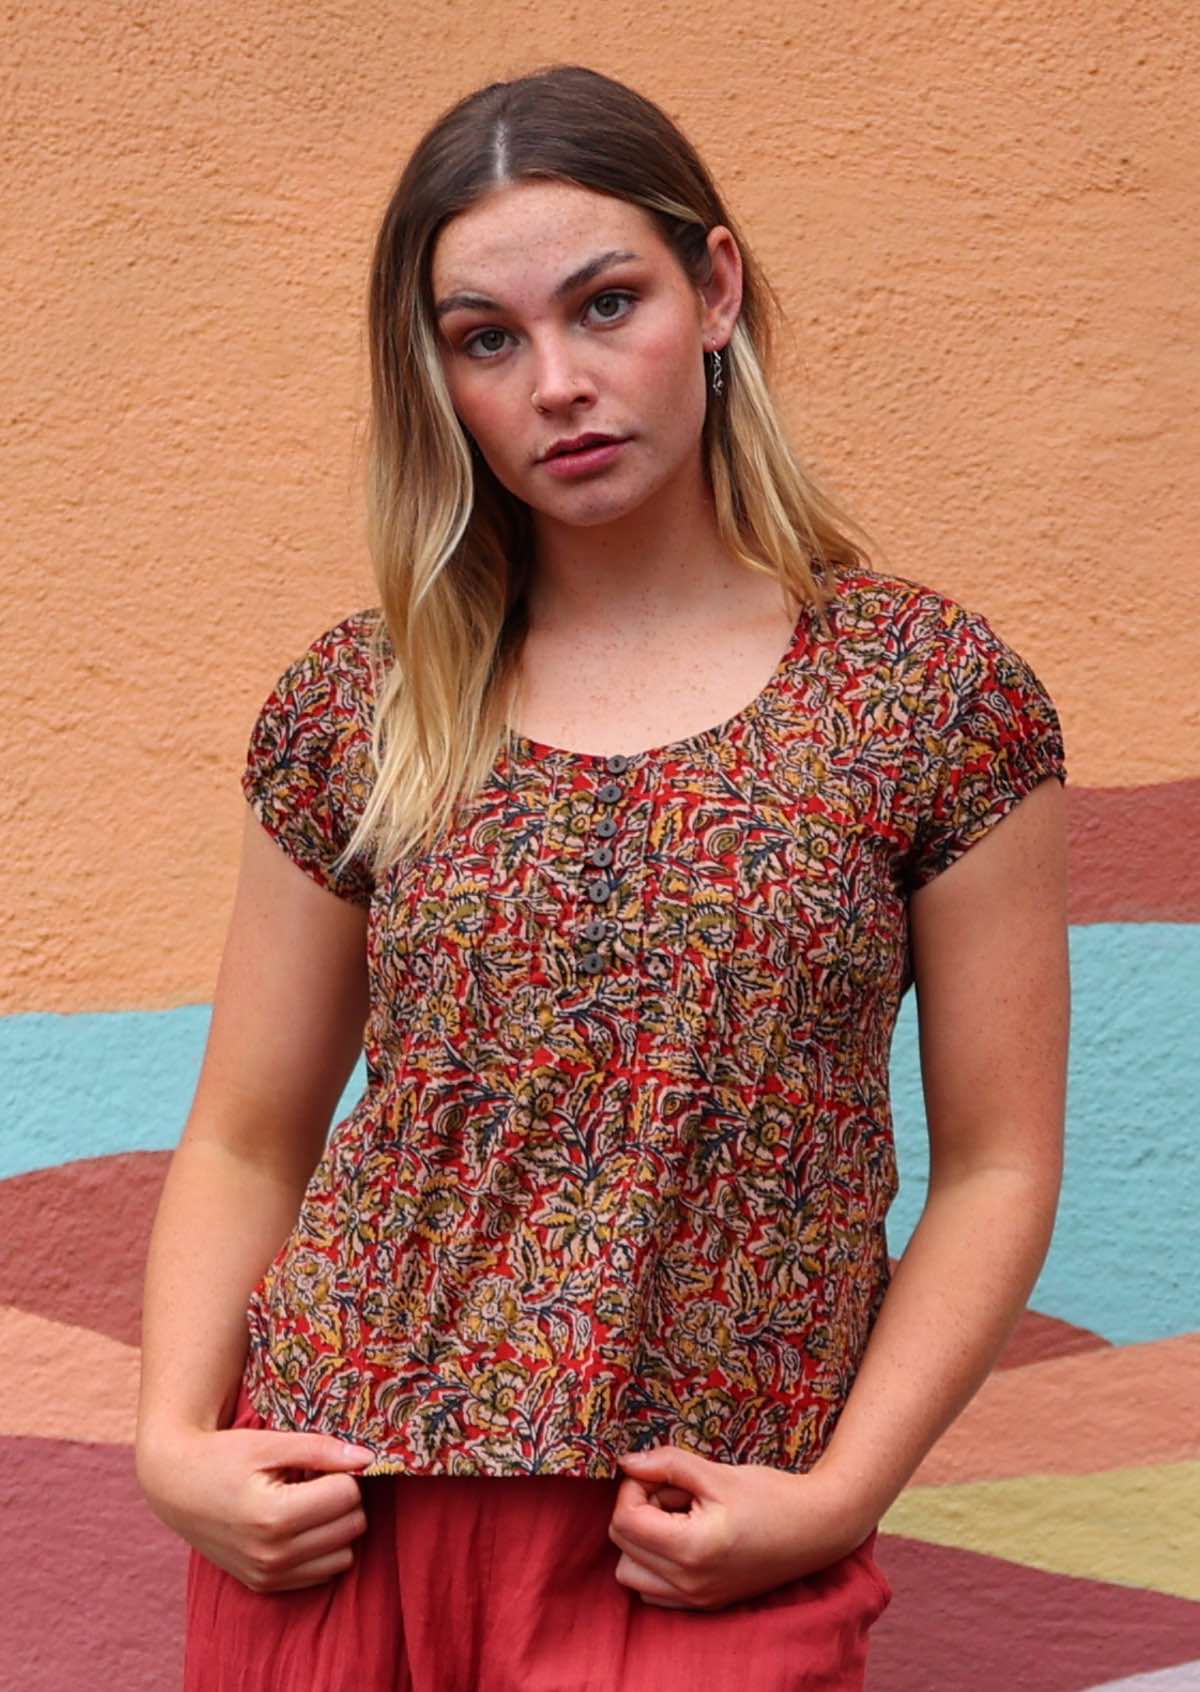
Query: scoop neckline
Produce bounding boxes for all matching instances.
[502,597,818,768]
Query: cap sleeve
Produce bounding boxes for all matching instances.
[904,603,1068,893]
[241,615,378,907]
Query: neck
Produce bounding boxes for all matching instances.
[524,456,764,636]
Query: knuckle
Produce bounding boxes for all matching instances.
[250,1546,283,1578]
[247,1500,285,1539]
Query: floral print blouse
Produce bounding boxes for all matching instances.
[238,565,1067,1478]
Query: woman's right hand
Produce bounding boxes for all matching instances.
[137,1424,376,1593]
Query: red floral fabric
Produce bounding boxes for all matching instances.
[238,566,1067,1477]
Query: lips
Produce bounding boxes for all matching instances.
[542,433,624,461]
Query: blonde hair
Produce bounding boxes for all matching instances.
[337,64,877,878]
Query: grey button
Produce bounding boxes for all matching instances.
[595,817,618,839]
[580,951,605,975]
[605,754,631,774]
[582,918,607,942]
[585,878,612,903]
[597,782,623,803]
[588,845,614,868]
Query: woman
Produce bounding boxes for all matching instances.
[136,64,1070,1691]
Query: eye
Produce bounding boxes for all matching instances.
[586,290,635,324]
[462,326,510,360]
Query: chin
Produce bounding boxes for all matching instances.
[536,465,680,529]
[549,492,643,526]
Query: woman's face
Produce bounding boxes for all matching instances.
[430,179,740,530]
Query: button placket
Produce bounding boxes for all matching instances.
[576,756,632,977]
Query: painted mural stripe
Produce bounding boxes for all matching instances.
[0,1150,167,1346]
[1,1434,188,1689]
[0,1306,138,1445]
[882,1463,1200,1601]
[2,921,1198,1346]
[1067,780,1200,924]
[871,1534,1200,1692]
[0,1003,221,1180]
[910,1334,1200,1486]
[993,1304,1112,1369]
[1084,1665,1200,1691]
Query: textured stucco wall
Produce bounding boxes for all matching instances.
[3,3,1197,1688]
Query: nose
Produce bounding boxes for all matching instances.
[528,331,596,412]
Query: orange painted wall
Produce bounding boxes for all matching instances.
[7,3,1195,1016]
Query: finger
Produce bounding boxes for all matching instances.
[610,1484,697,1566]
[257,1469,365,1536]
[613,1551,698,1609]
[264,1503,369,1574]
[247,1495,365,1583]
[245,1430,375,1473]
[247,1434,368,1475]
[649,1484,694,1512]
[243,1545,357,1594]
[609,1513,697,1589]
[617,1447,723,1502]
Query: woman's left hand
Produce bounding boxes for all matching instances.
[607,1445,873,1611]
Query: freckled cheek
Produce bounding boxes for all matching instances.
[635,332,707,442]
[636,314,703,380]
[451,383,530,469]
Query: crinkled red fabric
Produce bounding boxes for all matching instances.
[184,1380,893,1692]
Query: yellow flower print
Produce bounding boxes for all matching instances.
[753,1212,827,1294]
[471,1360,531,1433]
[676,1298,735,1363]
[678,1386,741,1445]
[532,1177,623,1265]
[424,989,461,1038]
[688,885,737,960]
[273,1336,314,1386]
[412,1178,468,1243]
[458,1274,521,1346]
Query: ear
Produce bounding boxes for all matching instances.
[696,225,743,351]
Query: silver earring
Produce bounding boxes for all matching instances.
[708,346,725,398]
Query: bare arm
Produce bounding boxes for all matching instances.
[811,772,1070,1527]
[137,806,371,1451]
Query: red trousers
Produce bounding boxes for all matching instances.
[184,1380,892,1691]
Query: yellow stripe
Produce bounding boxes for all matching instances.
[883,1462,1200,1600]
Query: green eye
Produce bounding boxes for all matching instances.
[464,328,508,358]
[589,291,634,322]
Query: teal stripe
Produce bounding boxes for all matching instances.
[2,923,1196,1346]
[0,1003,368,1182]
[889,922,1199,1346]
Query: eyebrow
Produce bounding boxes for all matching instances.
[434,248,642,321]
